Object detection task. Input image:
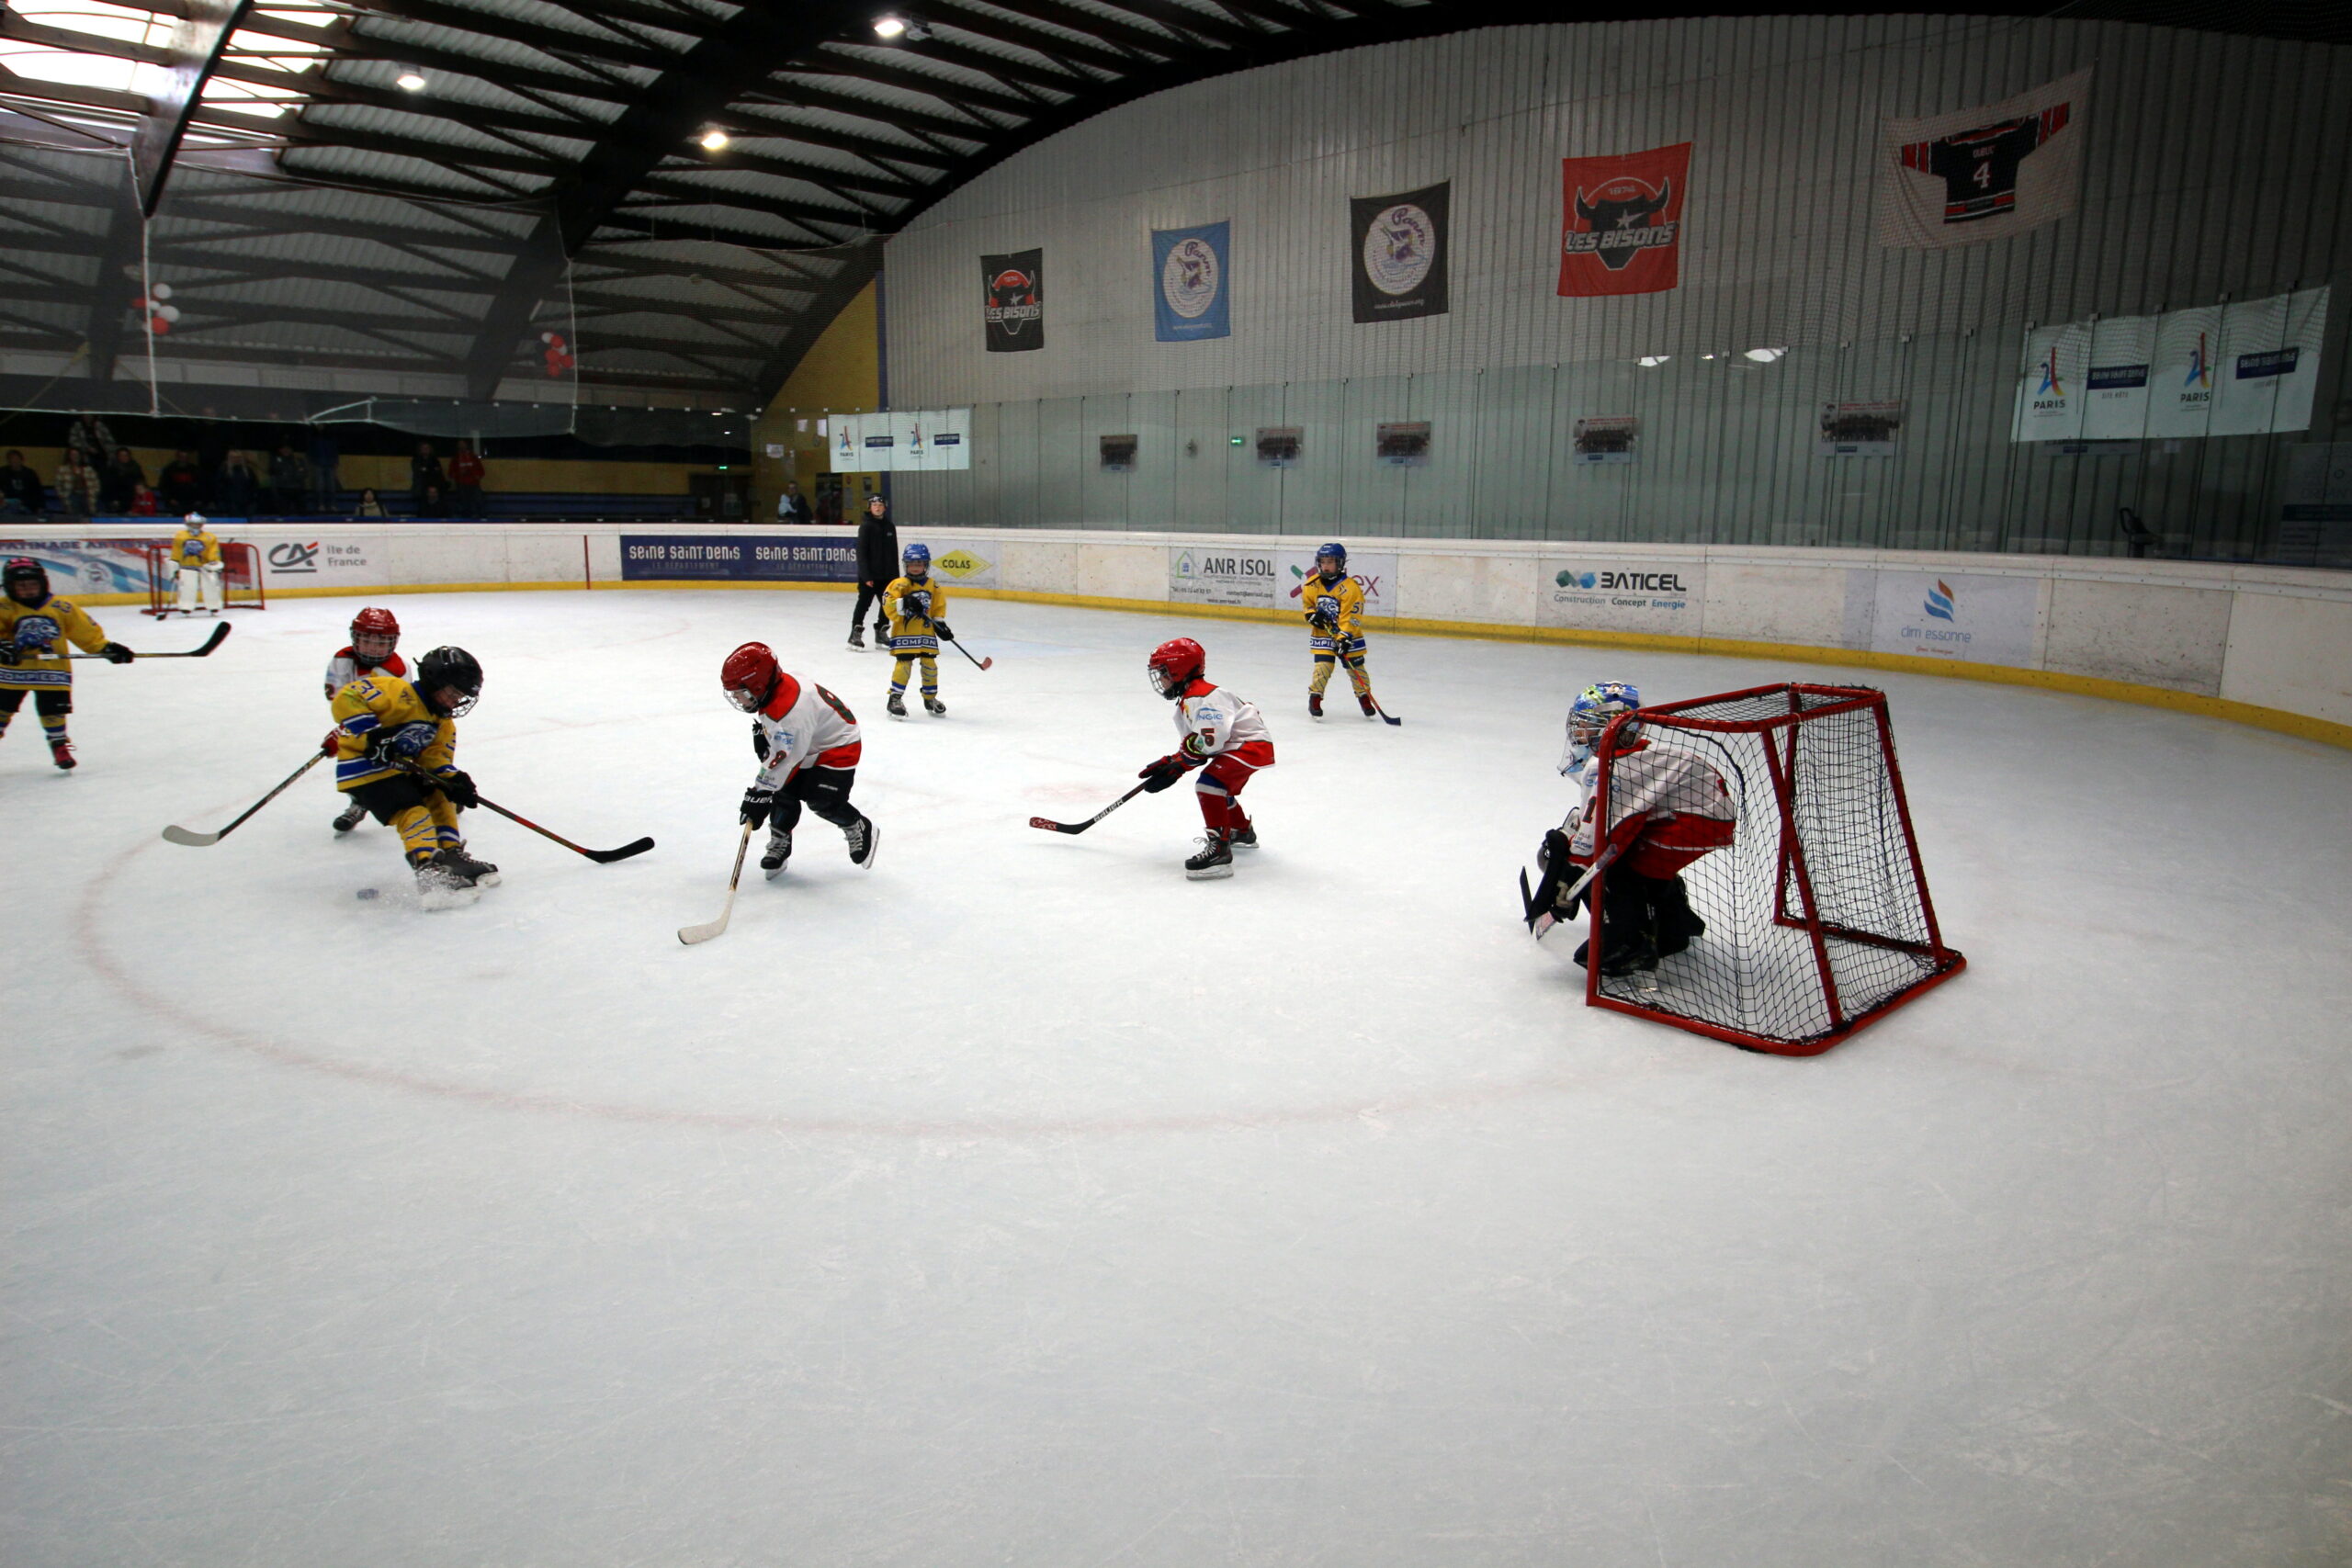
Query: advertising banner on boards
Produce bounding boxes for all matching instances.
[1847,570,2040,667]
[1169,546,1280,608]
[1276,549,1397,620]
[1539,558,1704,634]
[620,534,859,583]
[924,539,1001,591]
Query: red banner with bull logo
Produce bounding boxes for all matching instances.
[981,248,1045,353]
[1557,142,1690,298]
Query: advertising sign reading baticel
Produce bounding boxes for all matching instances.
[1350,183,1449,323]
[1558,142,1690,297]
[982,248,1044,352]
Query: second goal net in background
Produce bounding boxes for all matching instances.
[1587,683,1963,1055]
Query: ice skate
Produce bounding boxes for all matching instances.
[761,825,792,879]
[1231,821,1259,850]
[1184,830,1235,880]
[886,692,907,720]
[440,843,500,887]
[414,852,479,911]
[1358,693,1378,719]
[333,800,368,834]
[923,695,946,717]
[1308,692,1324,720]
[847,626,865,651]
[49,736,75,771]
[844,813,879,868]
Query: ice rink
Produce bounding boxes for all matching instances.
[7,586,2350,1567]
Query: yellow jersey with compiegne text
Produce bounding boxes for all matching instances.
[2,592,108,689]
[330,672,456,792]
[883,573,944,650]
[169,526,221,570]
[1301,571,1364,648]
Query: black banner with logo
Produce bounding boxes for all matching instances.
[1350,182,1449,323]
[982,248,1045,352]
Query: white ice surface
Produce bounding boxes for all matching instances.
[5,588,2350,1567]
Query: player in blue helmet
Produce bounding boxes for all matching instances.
[882,542,951,718]
[1299,541,1387,720]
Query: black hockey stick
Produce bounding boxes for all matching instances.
[395,761,653,863]
[163,750,324,846]
[1521,842,1619,942]
[1030,781,1148,835]
[678,822,753,945]
[72,622,231,660]
[1368,696,1402,727]
[948,637,993,671]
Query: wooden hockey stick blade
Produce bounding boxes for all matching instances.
[160,750,325,847]
[679,824,753,942]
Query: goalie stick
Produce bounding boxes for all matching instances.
[1029,781,1148,835]
[162,750,325,847]
[677,822,753,945]
[73,622,231,660]
[1519,840,1620,942]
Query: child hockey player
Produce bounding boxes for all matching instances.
[1300,541,1384,719]
[882,543,954,718]
[164,513,225,615]
[327,645,493,909]
[1138,637,1274,880]
[721,641,879,878]
[324,606,407,832]
[1528,682,1734,976]
[0,556,133,770]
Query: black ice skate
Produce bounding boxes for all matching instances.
[844,814,880,869]
[923,695,946,717]
[333,800,368,833]
[415,851,480,911]
[1308,692,1324,720]
[1231,822,1259,850]
[441,843,501,886]
[886,692,908,719]
[761,825,792,879]
[847,626,865,651]
[1184,830,1235,880]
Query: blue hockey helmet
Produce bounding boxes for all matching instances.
[1314,541,1348,573]
[901,543,932,569]
[1562,681,1641,773]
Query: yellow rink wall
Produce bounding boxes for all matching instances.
[10,523,2348,750]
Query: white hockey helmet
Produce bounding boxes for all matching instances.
[183,511,208,526]
[1561,681,1641,773]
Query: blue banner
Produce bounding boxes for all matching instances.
[1152,220,1230,342]
[620,534,858,582]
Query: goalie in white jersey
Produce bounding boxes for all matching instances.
[1137,637,1275,880]
[721,641,879,879]
[1529,681,1735,975]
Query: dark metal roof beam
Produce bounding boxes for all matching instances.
[161,201,535,254]
[632,173,874,228]
[950,0,1193,57]
[918,2,1156,71]
[675,145,922,200]
[890,35,1101,93]
[1081,0,1260,47]
[572,245,834,290]
[338,0,678,72]
[207,58,594,138]
[594,208,874,254]
[795,52,1035,118]
[723,96,971,162]
[266,118,568,176]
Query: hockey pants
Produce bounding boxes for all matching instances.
[772,765,861,835]
[1310,644,1371,700]
[0,684,71,747]
[345,773,465,866]
[1194,742,1273,832]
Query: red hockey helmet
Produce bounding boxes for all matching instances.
[350,605,399,659]
[1147,637,1205,700]
[721,641,781,713]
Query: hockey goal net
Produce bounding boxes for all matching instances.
[144,541,265,615]
[1585,682,1962,1055]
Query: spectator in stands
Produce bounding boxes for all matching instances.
[410,442,446,513]
[214,451,257,515]
[849,493,897,650]
[450,440,485,518]
[354,488,388,518]
[308,428,340,511]
[130,483,159,515]
[269,443,311,515]
[100,446,144,513]
[63,412,115,468]
[418,482,448,519]
[776,479,811,525]
[53,447,96,516]
[0,449,45,515]
[158,450,202,513]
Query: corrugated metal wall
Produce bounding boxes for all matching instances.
[882,17,2352,558]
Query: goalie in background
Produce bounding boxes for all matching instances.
[1530,682,1735,976]
[165,513,225,615]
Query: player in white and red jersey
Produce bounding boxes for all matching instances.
[325,606,407,833]
[1531,681,1735,974]
[1137,637,1275,880]
[721,641,878,879]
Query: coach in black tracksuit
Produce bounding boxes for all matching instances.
[849,494,896,650]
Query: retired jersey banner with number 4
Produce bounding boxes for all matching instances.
[1880,69,2088,249]
[981,247,1045,352]
[1558,142,1690,296]
[1350,182,1449,323]
[1152,221,1230,342]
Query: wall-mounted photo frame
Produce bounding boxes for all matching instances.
[1256,426,1304,467]
[1100,434,1138,471]
[1819,400,1905,457]
[1572,415,1637,464]
[1375,422,1431,466]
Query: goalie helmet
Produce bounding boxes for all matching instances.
[1147,637,1205,700]
[720,640,781,713]
[1561,681,1641,773]
[415,645,483,717]
[4,556,49,605]
[182,512,208,528]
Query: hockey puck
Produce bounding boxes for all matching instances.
[356,887,380,900]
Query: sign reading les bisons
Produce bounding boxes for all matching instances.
[1558,142,1690,297]
[981,248,1044,352]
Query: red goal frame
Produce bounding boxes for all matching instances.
[144,541,266,615]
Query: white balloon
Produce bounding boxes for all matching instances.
[150,282,173,300]
[156,304,181,322]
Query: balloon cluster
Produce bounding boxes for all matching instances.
[138,281,181,335]
[539,330,575,378]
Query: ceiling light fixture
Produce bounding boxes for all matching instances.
[1744,346,1788,363]
[1636,355,1669,367]
[698,127,729,152]
[395,70,426,91]
[872,14,907,38]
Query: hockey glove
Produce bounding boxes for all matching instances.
[321,727,343,757]
[905,589,933,621]
[435,768,480,809]
[751,721,770,761]
[933,620,954,642]
[379,719,438,760]
[1307,611,1337,636]
[1137,753,1190,793]
[741,784,775,829]
[0,641,17,667]
[100,642,134,664]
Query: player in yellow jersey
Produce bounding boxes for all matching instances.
[1,556,132,771]
[164,512,225,615]
[881,542,952,719]
[328,644,494,908]
[1300,542,1383,719]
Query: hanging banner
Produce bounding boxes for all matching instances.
[2018,288,2326,443]
[2210,294,2290,438]
[2013,322,2091,441]
[982,248,1045,352]
[830,414,865,471]
[1350,182,1449,323]
[2272,288,2330,434]
[2145,305,2220,440]
[1151,220,1230,342]
[1880,69,2088,249]
[1557,142,1690,297]
[2082,315,2155,441]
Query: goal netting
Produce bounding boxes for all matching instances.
[144,542,266,615]
[1586,682,1963,1055]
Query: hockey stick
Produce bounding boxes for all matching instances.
[1029,781,1148,835]
[393,761,654,863]
[163,750,324,846]
[1368,696,1402,727]
[947,637,993,671]
[677,822,752,945]
[72,622,232,660]
[1521,841,1620,942]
